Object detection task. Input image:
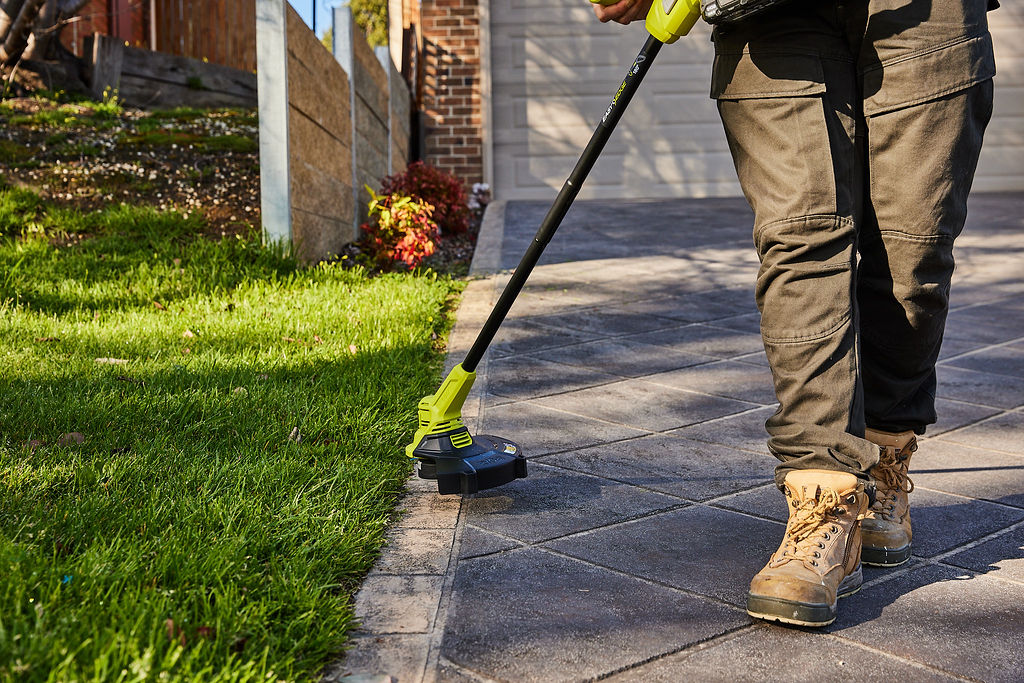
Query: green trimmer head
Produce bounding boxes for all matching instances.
[407,364,527,495]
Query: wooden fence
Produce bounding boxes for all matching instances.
[65,0,257,73]
[152,0,257,72]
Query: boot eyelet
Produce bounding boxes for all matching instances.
[814,551,820,558]
[823,533,830,540]
[831,526,839,533]
[811,560,818,566]
[818,542,825,549]
[847,495,856,504]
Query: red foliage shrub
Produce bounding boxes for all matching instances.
[360,190,440,269]
[379,161,471,235]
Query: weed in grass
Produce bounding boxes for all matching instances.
[0,188,463,679]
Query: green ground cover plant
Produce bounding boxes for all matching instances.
[0,185,463,680]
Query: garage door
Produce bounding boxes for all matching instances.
[487,1,1023,200]
[488,0,738,201]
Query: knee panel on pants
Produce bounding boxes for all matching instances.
[755,214,857,344]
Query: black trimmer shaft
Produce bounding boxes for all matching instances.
[463,35,664,372]
[408,35,666,495]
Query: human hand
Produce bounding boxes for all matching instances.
[591,0,654,25]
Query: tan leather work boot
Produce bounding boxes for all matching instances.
[861,428,917,567]
[746,470,868,627]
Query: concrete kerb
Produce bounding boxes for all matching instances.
[325,201,509,683]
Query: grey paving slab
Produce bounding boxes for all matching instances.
[828,563,1024,683]
[489,318,603,358]
[936,366,1024,409]
[943,344,1024,378]
[608,626,961,682]
[528,306,683,336]
[907,488,1024,557]
[537,433,771,501]
[528,335,716,378]
[484,353,621,403]
[532,377,757,432]
[668,405,776,455]
[477,399,650,458]
[628,322,765,360]
[704,312,763,335]
[928,397,1003,436]
[545,505,782,607]
[458,525,522,560]
[462,463,682,544]
[611,287,757,324]
[937,409,1024,456]
[912,439,1024,507]
[944,303,1024,345]
[943,523,1024,584]
[711,483,788,522]
[645,359,778,406]
[936,336,987,360]
[441,547,747,682]
[393,491,462,530]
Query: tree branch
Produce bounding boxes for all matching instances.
[1,0,46,64]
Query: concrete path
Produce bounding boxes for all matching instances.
[332,193,1024,683]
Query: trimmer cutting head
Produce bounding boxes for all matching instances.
[406,364,527,495]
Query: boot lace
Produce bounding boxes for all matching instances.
[870,445,916,521]
[770,488,852,571]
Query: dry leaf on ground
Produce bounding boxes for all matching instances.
[57,432,85,447]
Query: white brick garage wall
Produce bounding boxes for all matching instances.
[485,1,1023,201]
[981,4,1024,192]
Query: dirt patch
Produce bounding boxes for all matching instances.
[1,97,481,270]
[1,100,262,239]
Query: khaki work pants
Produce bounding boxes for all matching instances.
[710,0,996,486]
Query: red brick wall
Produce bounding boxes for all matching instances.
[419,0,483,186]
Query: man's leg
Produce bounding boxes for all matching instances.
[711,1,881,626]
[712,5,881,487]
[855,0,995,566]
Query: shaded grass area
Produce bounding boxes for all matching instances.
[0,185,462,680]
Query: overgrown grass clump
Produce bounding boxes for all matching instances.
[0,186,462,680]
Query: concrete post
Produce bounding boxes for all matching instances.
[375,45,395,176]
[332,5,360,237]
[255,0,291,246]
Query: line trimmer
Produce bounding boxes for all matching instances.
[406,0,704,495]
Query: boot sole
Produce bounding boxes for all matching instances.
[746,565,862,628]
[862,544,911,567]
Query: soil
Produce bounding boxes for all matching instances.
[0,96,481,273]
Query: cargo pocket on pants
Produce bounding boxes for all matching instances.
[711,52,839,226]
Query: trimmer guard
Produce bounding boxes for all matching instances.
[412,428,527,495]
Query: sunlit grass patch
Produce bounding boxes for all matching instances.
[0,187,462,680]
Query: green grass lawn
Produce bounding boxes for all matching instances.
[0,185,462,681]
